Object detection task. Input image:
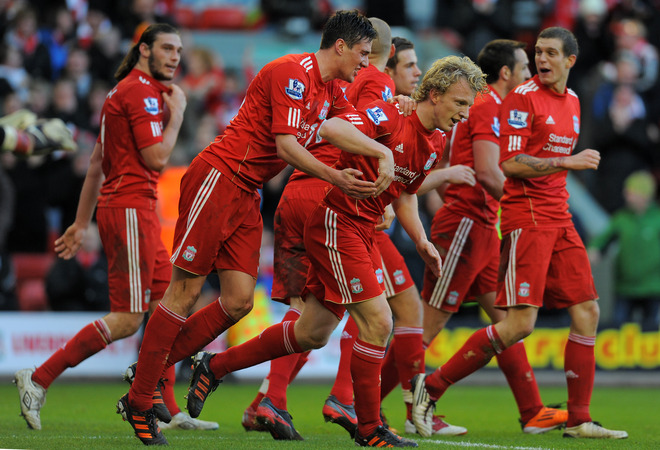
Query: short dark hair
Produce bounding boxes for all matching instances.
[386,37,415,70]
[114,23,179,81]
[538,27,579,58]
[319,10,376,50]
[477,39,526,84]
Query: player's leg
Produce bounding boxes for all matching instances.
[479,293,566,433]
[562,299,626,438]
[347,294,418,446]
[187,294,339,418]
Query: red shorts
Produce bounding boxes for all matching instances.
[271,180,328,302]
[96,207,171,313]
[374,231,414,297]
[421,209,498,312]
[304,204,385,320]
[170,158,262,278]
[496,226,598,309]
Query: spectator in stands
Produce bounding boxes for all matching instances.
[610,17,658,93]
[38,6,76,80]
[88,26,123,86]
[588,170,660,331]
[47,78,87,131]
[61,46,93,100]
[5,7,51,81]
[0,43,30,103]
[591,55,653,212]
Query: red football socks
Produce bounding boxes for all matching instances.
[32,319,111,389]
[565,333,595,427]
[426,325,505,400]
[129,303,185,411]
[329,316,358,405]
[496,341,543,423]
[166,298,236,369]
[352,338,386,438]
[209,321,303,380]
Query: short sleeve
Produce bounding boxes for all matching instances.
[125,87,165,151]
[499,91,533,164]
[270,62,311,136]
[470,100,500,144]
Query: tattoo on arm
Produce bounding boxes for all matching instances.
[514,154,565,172]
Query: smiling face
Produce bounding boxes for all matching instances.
[387,48,422,96]
[534,37,575,93]
[338,38,372,82]
[144,32,183,81]
[431,77,476,132]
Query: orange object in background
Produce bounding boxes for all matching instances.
[157,166,187,255]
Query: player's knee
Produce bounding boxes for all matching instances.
[299,328,331,349]
[223,295,254,319]
[360,314,393,346]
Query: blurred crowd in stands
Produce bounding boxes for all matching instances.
[0,0,658,328]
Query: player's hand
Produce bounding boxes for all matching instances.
[565,149,600,171]
[334,168,377,199]
[163,84,187,117]
[390,95,416,116]
[375,204,395,231]
[54,223,86,260]
[374,149,395,196]
[416,238,442,277]
[444,164,476,186]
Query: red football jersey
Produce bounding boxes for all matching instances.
[498,75,580,234]
[443,88,501,225]
[324,100,439,224]
[345,64,395,109]
[97,69,170,210]
[427,129,447,156]
[198,52,353,191]
[287,63,394,184]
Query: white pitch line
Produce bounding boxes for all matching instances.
[419,439,554,450]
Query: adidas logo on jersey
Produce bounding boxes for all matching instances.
[546,116,555,125]
[394,143,404,153]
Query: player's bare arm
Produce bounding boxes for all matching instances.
[318,117,395,196]
[473,139,505,200]
[141,84,187,172]
[275,134,378,199]
[501,149,600,178]
[392,191,442,277]
[416,164,476,195]
[54,142,105,260]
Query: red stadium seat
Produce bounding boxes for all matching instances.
[197,7,246,30]
[12,253,55,311]
[173,6,197,29]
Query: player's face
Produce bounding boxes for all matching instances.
[389,49,422,96]
[534,37,575,93]
[339,38,371,82]
[147,33,183,81]
[431,77,475,132]
[509,48,531,89]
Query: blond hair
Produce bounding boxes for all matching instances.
[412,55,487,102]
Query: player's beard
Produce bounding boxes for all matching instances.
[148,53,173,81]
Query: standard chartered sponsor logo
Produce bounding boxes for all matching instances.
[394,165,419,184]
[543,133,574,154]
[548,133,574,145]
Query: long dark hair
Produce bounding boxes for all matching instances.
[114,23,179,81]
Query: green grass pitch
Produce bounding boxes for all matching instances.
[1,379,657,449]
